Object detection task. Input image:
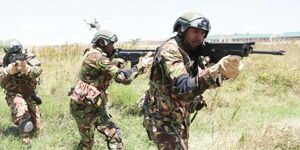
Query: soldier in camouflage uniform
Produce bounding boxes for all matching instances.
[0,39,42,144]
[141,12,243,150]
[69,29,152,150]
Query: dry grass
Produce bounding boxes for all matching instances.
[0,42,299,149]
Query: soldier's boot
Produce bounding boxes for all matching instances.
[21,136,31,144]
[107,137,123,150]
[106,128,123,150]
[77,141,93,150]
[18,119,33,144]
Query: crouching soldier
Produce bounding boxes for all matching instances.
[0,39,42,144]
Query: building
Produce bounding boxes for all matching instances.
[277,32,300,41]
[206,32,300,43]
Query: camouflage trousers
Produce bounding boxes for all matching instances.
[5,92,42,137]
[143,118,189,150]
[70,100,123,150]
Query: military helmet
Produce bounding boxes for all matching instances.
[3,39,23,54]
[91,30,118,46]
[173,12,211,37]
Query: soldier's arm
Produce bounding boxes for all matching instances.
[111,58,126,68]
[0,66,6,82]
[0,59,11,82]
[26,56,42,78]
[95,56,139,84]
[160,44,218,99]
[0,64,17,82]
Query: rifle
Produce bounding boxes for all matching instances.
[203,42,285,63]
[8,53,30,64]
[115,49,155,67]
[115,42,285,67]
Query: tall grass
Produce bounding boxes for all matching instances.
[0,42,299,150]
[0,40,3,49]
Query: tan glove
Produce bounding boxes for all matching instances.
[116,72,126,83]
[209,55,243,78]
[137,52,153,69]
[4,63,20,75]
[16,60,30,74]
[113,58,126,68]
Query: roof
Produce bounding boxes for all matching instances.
[206,35,222,40]
[207,33,272,40]
[230,34,272,39]
[279,32,300,37]
[207,32,300,40]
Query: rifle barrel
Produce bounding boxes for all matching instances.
[252,50,285,55]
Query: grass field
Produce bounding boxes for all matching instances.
[0,42,300,150]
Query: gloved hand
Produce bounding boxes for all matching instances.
[116,72,126,83]
[115,71,133,85]
[4,63,19,75]
[209,55,243,78]
[137,52,153,69]
[16,60,30,74]
[112,58,126,68]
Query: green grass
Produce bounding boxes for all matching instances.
[0,42,300,149]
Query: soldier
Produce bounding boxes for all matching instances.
[69,29,152,150]
[141,12,243,150]
[0,39,42,144]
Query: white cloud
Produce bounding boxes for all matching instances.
[19,23,55,32]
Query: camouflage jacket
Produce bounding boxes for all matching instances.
[0,53,42,97]
[70,47,139,106]
[146,36,218,123]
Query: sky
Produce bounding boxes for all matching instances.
[0,0,299,45]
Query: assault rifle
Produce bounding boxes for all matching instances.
[115,42,285,66]
[115,49,155,67]
[8,53,30,64]
[202,42,285,63]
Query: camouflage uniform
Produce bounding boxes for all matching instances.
[0,52,42,140]
[141,11,244,150]
[69,46,146,150]
[141,35,219,150]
